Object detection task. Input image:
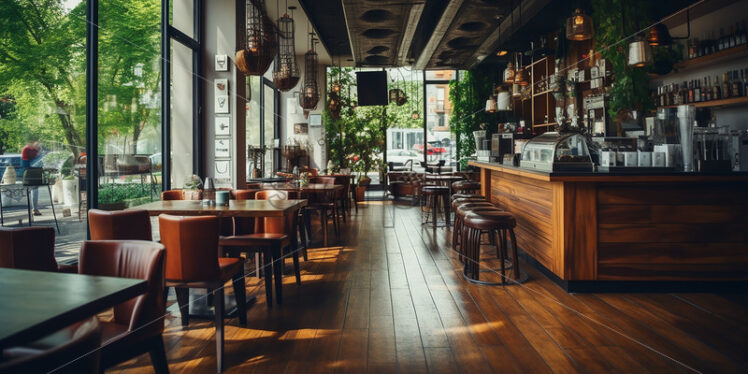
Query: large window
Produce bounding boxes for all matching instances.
[0,0,88,261]
[97,0,163,208]
[424,70,457,169]
[245,76,279,179]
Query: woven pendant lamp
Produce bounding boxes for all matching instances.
[273,8,300,91]
[236,0,277,76]
[299,35,319,110]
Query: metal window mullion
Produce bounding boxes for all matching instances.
[85,0,99,226]
[161,0,171,191]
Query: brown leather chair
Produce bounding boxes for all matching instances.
[0,317,101,374]
[88,209,153,241]
[0,227,76,273]
[161,189,183,200]
[158,214,246,373]
[78,240,169,373]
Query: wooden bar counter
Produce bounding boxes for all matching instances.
[469,160,748,290]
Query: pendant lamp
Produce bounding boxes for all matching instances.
[513,53,528,86]
[485,91,497,113]
[328,58,342,119]
[273,7,300,91]
[299,35,319,110]
[646,23,673,46]
[628,35,653,67]
[565,8,594,41]
[503,61,515,83]
[236,0,277,76]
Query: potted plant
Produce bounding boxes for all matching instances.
[182,175,203,200]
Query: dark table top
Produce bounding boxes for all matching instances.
[134,199,308,217]
[0,268,147,347]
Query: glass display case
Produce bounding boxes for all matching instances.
[520,132,594,172]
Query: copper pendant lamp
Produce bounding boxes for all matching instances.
[236,0,277,76]
[565,8,594,41]
[299,35,319,110]
[273,6,300,91]
[513,53,528,86]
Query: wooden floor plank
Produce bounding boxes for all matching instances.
[108,202,748,374]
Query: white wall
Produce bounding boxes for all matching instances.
[202,0,240,188]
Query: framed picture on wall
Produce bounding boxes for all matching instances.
[309,114,322,127]
[214,138,230,158]
[294,123,308,135]
[215,116,231,136]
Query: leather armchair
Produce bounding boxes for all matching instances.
[0,227,76,273]
[160,190,183,200]
[88,209,152,241]
[158,214,246,373]
[78,240,169,373]
[0,317,101,374]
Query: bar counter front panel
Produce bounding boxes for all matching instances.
[470,161,748,284]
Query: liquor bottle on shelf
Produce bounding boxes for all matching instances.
[713,75,721,101]
[694,80,701,102]
[729,25,737,49]
[723,73,731,99]
[704,77,711,101]
[739,21,747,45]
[731,70,741,97]
[718,28,726,51]
[688,38,698,59]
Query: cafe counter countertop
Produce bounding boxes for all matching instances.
[468,161,748,291]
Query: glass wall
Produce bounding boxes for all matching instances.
[169,40,194,188]
[0,0,88,262]
[97,0,163,208]
[386,68,424,173]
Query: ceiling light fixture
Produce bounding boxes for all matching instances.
[565,8,594,41]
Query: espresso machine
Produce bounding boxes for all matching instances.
[491,133,515,163]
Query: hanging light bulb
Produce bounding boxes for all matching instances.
[565,8,594,41]
[513,52,528,86]
[628,34,653,67]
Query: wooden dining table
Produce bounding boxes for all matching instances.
[132,199,308,313]
[0,268,147,349]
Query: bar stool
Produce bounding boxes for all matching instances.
[421,185,450,228]
[462,209,525,285]
[452,180,481,195]
[451,193,484,202]
[454,202,501,260]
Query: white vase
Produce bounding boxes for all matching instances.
[51,179,64,203]
[62,179,79,210]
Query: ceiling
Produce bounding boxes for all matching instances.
[263,0,332,65]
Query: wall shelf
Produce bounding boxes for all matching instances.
[660,96,748,109]
[673,44,748,72]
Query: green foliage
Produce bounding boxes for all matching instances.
[591,0,681,120]
[98,183,153,204]
[324,68,423,178]
[449,68,497,161]
[0,0,162,157]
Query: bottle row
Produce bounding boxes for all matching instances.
[654,68,748,107]
[687,20,747,60]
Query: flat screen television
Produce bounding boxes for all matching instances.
[356,71,387,106]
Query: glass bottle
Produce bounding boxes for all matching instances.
[718,28,726,51]
[732,70,741,97]
[723,73,731,99]
[713,75,721,100]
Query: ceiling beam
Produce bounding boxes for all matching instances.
[466,0,551,69]
[397,1,425,65]
[340,0,358,64]
[413,0,464,70]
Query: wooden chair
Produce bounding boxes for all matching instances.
[307,176,339,246]
[160,189,183,200]
[0,226,77,273]
[88,209,152,241]
[219,190,302,307]
[78,240,169,373]
[158,215,246,372]
[0,317,101,374]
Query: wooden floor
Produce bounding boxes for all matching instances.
[111,202,748,373]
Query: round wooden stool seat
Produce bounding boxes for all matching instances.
[451,197,488,210]
[451,180,481,193]
[464,210,516,230]
[451,193,484,201]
